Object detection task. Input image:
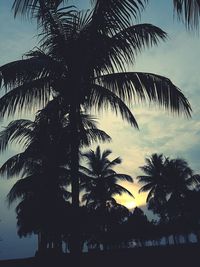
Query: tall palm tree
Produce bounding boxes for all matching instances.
[1,0,191,207]
[1,0,192,253]
[0,101,110,253]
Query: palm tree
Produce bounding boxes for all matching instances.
[80,146,133,250]
[137,154,168,220]
[162,158,200,244]
[1,1,192,253]
[0,101,110,253]
[137,154,200,245]
[0,2,191,201]
[81,146,134,209]
[136,153,172,245]
[164,158,200,221]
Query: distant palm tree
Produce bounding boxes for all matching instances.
[138,154,200,245]
[164,158,200,221]
[80,146,133,249]
[137,154,168,221]
[81,146,134,210]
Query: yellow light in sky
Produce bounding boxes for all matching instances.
[114,182,147,210]
[124,200,137,210]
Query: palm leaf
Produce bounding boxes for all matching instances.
[96,72,192,117]
[12,0,66,18]
[173,0,200,29]
[105,173,133,183]
[138,182,154,193]
[79,165,95,177]
[91,0,147,33]
[0,77,52,118]
[0,119,33,152]
[110,183,134,197]
[7,174,37,204]
[88,84,139,128]
[103,157,122,171]
[136,175,153,183]
[79,128,111,147]
[0,53,62,91]
[146,187,155,203]
[0,153,26,178]
[95,24,167,72]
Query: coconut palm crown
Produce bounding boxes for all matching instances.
[81,146,134,209]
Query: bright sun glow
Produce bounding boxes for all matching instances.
[124,200,136,210]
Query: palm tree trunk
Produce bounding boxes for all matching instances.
[173,234,178,245]
[184,233,190,244]
[38,231,47,253]
[165,236,170,246]
[69,103,80,255]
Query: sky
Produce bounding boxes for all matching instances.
[0,0,200,260]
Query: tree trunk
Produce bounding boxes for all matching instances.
[165,236,170,246]
[173,234,178,245]
[69,104,81,255]
[38,232,47,253]
[53,233,63,253]
[184,233,190,244]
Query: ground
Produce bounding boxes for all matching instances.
[0,244,199,267]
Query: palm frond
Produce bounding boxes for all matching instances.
[79,165,95,177]
[138,182,154,193]
[0,53,62,91]
[173,0,200,29]
[105,173,133,183]
[0,153,26,178]
[101,149,112,159]
[110,183,134,197]
[7,174,36,204]
[87,84,139,128]
[95,24,167,71]
[104,157,122,171]
[12,0,66,18]
[0,77,52,119]
[146,187,155,203]
[0,119,33,152]
[136,175,153,183]
[91,0,147,33]
[96,72,192,117]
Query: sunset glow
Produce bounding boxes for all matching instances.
[124,200,137,210]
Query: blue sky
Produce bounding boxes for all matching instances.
[0,0,200,260]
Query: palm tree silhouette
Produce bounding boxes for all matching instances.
[137,154,168,220]
[0,0,192,254]
[80,146,133,250]
[0,101,110,253]
[164,158,200,222]
[81,146,134,209]
[138,154,200,245]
